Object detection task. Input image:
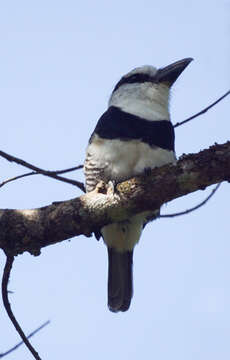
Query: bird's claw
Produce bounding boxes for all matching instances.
[107,180,117,195]
[94,181,107,194]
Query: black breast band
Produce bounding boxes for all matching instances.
[92,106,175,151]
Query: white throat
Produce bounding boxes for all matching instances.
[109,82,170,121]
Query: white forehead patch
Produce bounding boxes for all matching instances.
[124,65,157,78]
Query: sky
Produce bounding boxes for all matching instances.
[0,1,229,359]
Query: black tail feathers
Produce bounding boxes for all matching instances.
[107,247,133,312]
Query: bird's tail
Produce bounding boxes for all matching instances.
[107,247,133,312]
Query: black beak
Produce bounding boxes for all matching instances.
[155,58,193,85]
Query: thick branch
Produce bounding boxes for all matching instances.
[0,141,230,256]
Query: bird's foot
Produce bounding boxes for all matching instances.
[94,180,107,194]
[107,180,117,195]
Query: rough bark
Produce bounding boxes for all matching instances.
[0,141,229,256]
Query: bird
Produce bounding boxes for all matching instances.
[84,58,193,312]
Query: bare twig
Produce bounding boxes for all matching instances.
[0,150,85,192]
[159,183,221,218]
[0,165,83,189]
[0,320,50,358]
[1,255,42,360]
[174,90,230,128]
[51,165,83,174]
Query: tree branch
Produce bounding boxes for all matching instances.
[1,255,42,359]
[0,320,50,358]
[0,141,229,256]
[159,182,221,218]
[174,90,230,128]
[0,150,85,192]
[0,165,83,189]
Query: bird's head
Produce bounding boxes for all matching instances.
[109,58,193,121]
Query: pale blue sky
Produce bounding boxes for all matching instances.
[0,1,229,359]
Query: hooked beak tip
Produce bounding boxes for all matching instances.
[156,57,193,85]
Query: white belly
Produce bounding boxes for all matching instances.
[87,135,176,182]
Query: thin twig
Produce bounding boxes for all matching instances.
[0,165,83,189]
[52,165,83,174]
[0,320,50,358]
[174,90,230,128]
[159,182,221,218]
[1,255,42,360]
[0,150,85,192]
